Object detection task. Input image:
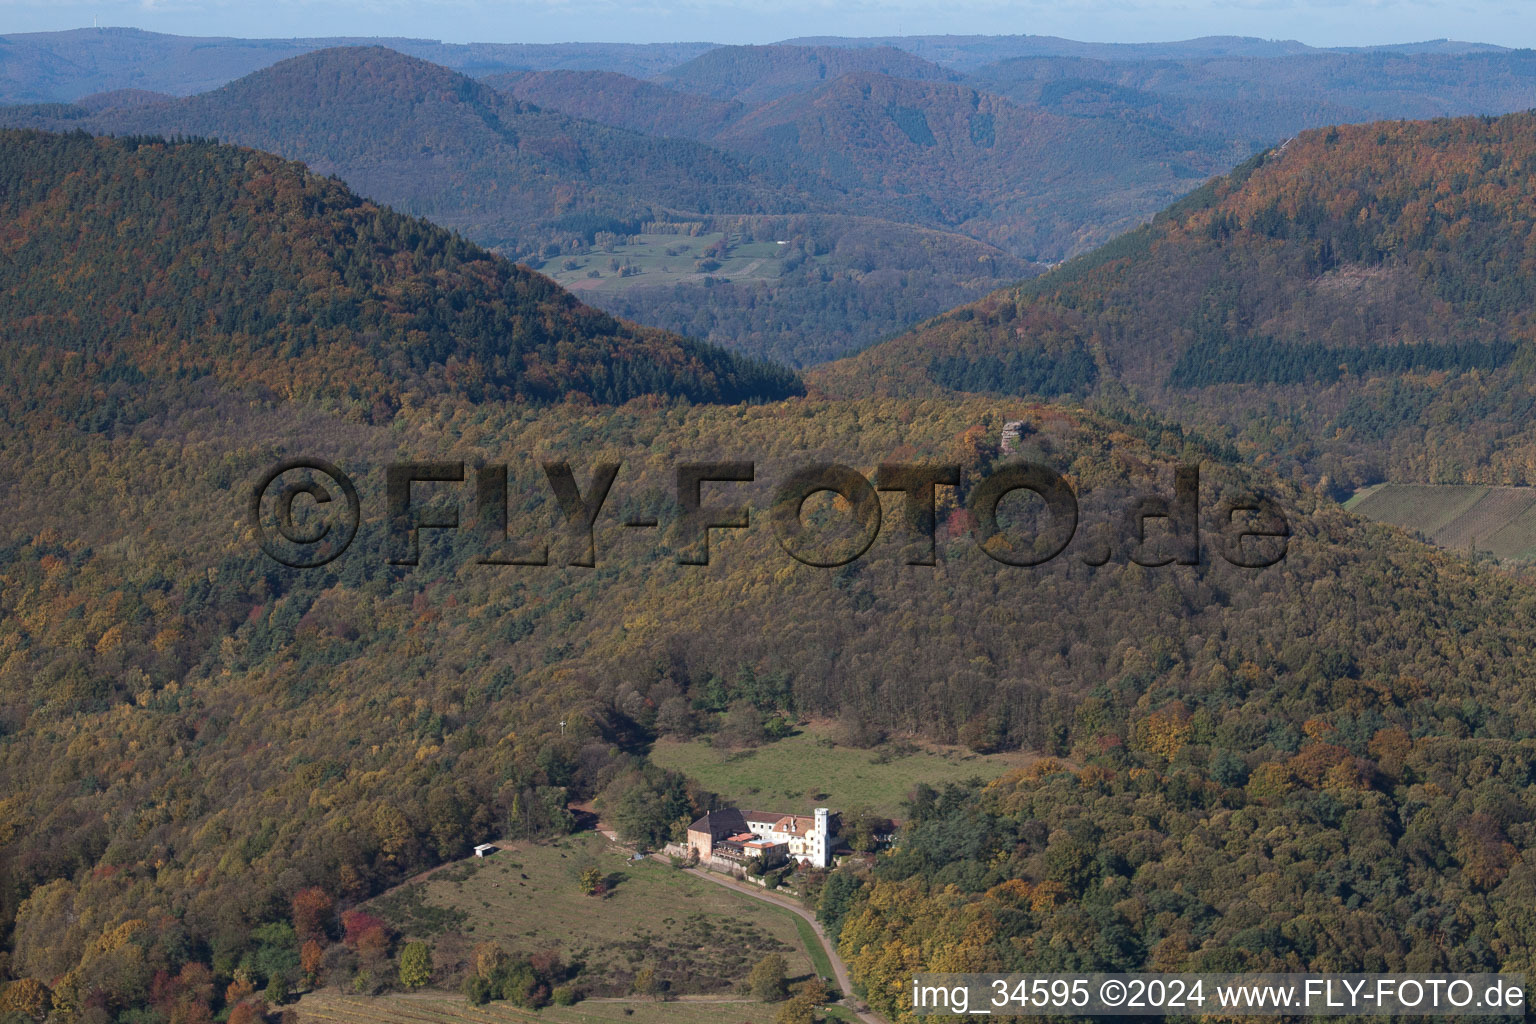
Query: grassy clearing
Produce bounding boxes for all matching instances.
[534,232,799,297]
[1346,483,1536,559]
[650,724,1038,819]
[1341,483,1384,510]
[366,833,812,997]
[297,991,783,1024]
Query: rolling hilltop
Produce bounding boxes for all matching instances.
[0,129,801,415]
[821,110,1536,494]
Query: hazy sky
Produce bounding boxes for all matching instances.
[2,0,1531,48]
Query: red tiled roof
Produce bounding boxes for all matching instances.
[687,807,822,840]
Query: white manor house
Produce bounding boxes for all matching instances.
[685,807,838,868]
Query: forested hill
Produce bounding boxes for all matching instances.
[708,71,1245,256]
[967,50,1536,147]
[818,111,1536,491]
[0,129,802,418]
[0,47,814,249]
[9,383,1536,1015]
[483,70,745,140]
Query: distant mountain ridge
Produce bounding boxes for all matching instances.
[8,32,1536,371]
[966,50,1536,144]
[782,33,1511,68]
[3,27,1513,106]
[0,27,717,102]
[652,43,959,103]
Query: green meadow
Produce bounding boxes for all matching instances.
[650,724,1038,819]
[534,232,800,298]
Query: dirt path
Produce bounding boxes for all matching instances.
[667,859,887,1024]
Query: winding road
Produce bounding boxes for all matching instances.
[660,857,887,1024]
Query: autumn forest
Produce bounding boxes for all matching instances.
[4,25,1536,1024]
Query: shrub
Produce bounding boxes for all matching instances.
[748,953,789,1003]
[398,941,432,989]
[462,975,492,1005]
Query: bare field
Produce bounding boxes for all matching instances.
[363,833,812,998]
[297,991,782,1024]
